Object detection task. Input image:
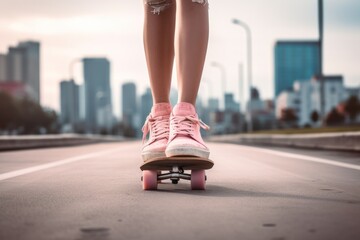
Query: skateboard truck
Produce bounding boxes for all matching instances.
[158,166,191,184]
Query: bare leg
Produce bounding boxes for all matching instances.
[143,0,176,103]
[175,0,209,105]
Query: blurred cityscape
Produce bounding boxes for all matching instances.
[0,0,359,137]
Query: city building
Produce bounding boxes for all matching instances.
[140,87,153,125]
[208,98,219,112]
[6,41,41,102]
[7,46,24,83]
[276,75,346,126]
[170,88,178,106]
[247,87,276,130]
[122,82,137,128]
[0,54,7,82]
[274,40,320,97]
[346,87,360,100]
[18,41,41,103]
[275,90,299,122]
[0,41,41,103]
[83,58,113,132]
[224,93,240,112]
[78,84,86,121]
[247,87,265,113]
[60,80,79,131]
[251,87,260,100]
[208,111,244,135]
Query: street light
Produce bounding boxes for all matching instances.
[211,61,227,110]
[232,18,253,132]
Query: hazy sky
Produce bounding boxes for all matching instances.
[1,0,359,117]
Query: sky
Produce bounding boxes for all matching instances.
[0,0,359,118]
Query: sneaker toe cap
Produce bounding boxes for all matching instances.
[167,137,207,150]
[142,138,168,152]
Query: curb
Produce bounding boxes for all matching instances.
[208,132,360,152]
[0,134,129,151]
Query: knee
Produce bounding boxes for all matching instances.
[144,0,174,15]
[192,0,208,4]
[180,0,209,10]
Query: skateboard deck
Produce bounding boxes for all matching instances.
[140,156,214,171]
[141,156,214,190]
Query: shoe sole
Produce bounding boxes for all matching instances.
[165,147,210,159]
[142,151,166,162]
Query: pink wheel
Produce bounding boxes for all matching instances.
[191,170,206,190]
[142,170,158,190]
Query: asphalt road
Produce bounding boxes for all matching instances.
[0,141,359,240]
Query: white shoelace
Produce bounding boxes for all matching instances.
[170,115,210,139]
[142,114,170,143]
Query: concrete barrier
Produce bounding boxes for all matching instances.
[208,131,360,152]
[0,134,128,151]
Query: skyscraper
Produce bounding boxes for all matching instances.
[83,58,112,132]
[140,87,153,125]
[60,79,79,128]
[5,41,41,103]
[18,41,41,103]
[122,82,137,127]
[208,98,219,112]
[78,84,86,121]
[0,54,6,82]
[7,46,24,83]
[251,87,260,100]
[224,93,240,112]
[274,41,320,97]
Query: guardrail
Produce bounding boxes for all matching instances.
[208,131,360,152]
[2,132,359,152]
[0,134,128,151]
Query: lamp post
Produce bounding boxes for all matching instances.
[318,0,325,123]
[232,18,253,132]
[238,63,244,113]
[211,61,227,110]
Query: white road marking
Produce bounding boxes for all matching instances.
[0,148,121,181]
[243,145,360,171]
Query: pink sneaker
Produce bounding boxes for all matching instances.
[166,102,210,158]
[141,103,172,161]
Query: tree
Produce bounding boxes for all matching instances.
[325,108,344,126]
[280,108,298,128]
[17,97,44,134]
[310,110,319,124]
[344,96,360,121]
[0,93,59,134]
[41,108,59,133]
[280,108,298,122]
[0,92,20,130]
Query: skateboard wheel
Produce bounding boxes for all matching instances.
[142,170,158,190]
[191,170,206,190]
[171,180,179,184]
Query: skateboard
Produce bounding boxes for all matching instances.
[140,156,214,190]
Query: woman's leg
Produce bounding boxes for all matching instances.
[142,1,176,162]
[143,0,176,103]
[165,0,210,159]
[175,0,209,105]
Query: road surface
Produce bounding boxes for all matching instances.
[0,141,359,240]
